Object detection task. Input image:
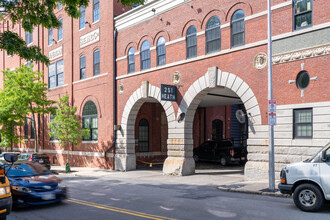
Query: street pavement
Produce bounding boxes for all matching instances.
[7,164,330,220]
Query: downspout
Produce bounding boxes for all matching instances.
[37,24,41,153]
[105,28,117,165]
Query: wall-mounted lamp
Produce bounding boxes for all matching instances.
[85,21,91,28]
[151,8,156,15]
[178,112,186,123]
[52,39,57,44]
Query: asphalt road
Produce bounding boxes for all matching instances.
[7,169,330,220]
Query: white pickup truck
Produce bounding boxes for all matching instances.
[278,142,330,212]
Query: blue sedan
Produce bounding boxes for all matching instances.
[5,162,67,207]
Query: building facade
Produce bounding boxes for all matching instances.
[0,0,329,180]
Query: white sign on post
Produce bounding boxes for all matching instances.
[268,100,276,126]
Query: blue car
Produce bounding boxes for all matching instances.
[5,162,67,207]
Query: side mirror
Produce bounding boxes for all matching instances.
[321,151,327,162]
[4,153,18,163]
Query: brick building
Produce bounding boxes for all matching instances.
[0,0,329,180]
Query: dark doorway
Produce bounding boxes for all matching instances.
[212,119,223,142]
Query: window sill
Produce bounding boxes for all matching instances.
[79,27,86,32]
[82,141,98,144]
[48,84,68,91]
[92,20,100,25]
[72,73,108,85]
[27,42,33,46]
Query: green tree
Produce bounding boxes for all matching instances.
[48,95,89,172]
[0,0,144,64]
[0,65,55,151]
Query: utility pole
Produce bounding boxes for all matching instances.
[267,0,275,191]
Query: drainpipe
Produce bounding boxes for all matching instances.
[105,28,117,165]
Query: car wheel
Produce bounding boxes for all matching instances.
[220,156,227,166]
[293,183,324,212]
[193,155,199,162]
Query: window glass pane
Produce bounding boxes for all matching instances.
[206,16,220,29]
[79,6,86,29]
[232,10,245,21]
[83,101,98,115]
[83,118,90,128]
[49,63,56,76]
[141,41,150,51]
[91,117,98,129]
[157,37,165,46]
[187,26,197,35]
[92,129,98,140]
[58,18,63,41]
[49,76,56,88]
[93,0,100,22]
[48,28,53,45]
[93,50,100,75]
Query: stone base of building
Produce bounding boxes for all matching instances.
[244,161,269,180]
[163,157,195,176]
[115,154,136,171]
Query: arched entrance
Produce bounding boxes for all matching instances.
[163,67,262,176]
[115,82,176,171]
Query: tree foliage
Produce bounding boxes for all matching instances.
[0,0,144,64]
[48,95,89,148]
[0,65,55,149]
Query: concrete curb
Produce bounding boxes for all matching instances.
[217,186,291,198]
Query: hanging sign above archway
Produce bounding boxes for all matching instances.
[161,84,177,101]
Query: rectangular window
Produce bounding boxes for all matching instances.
[231,20,245,47]
[58,2,62,10]
[24,119,29,139]
[79,6,86,30]
[93,0,100,22]
[58,18,63,41]
[48,28,53,46]
[294,0,312,30]
[140,50,150,70]
[157,44,166,66]
[186,35,197,59]
[30,119,35,139]
[293,108,313,138]
[25,30,33,45]
[93,50,100,76]
[80,55,86,79]
[48,60,64,88]
[128,54,135,73]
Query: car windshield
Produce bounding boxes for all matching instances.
[6,162,51,177]
[308,142,330,162]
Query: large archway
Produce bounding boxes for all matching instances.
[163,67,262,176]
[115,81,176,171]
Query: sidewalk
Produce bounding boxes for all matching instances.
[51,165,290,198]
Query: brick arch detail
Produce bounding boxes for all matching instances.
[177,67,262,141]
[79,95,102,118]
[137,35,154,49]
[153,30,171,45]
[181,19,202,37]
[201,9,226,29]
[115,83,176,171]
[124,42,138,56]
[225,2,253,22]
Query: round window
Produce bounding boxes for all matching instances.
[296,71,310,90]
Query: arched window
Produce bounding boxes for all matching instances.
[93,49,100,76]
[138,119,149,152]
[140,41,150,70]
[206,16,221,54]
[82,101,98,141]
[212,119,223,142]
[231,10,245,47]
[127,47,135,73]
[157,37,166,66]
[186,26,197,59]
[80,55,86,79]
